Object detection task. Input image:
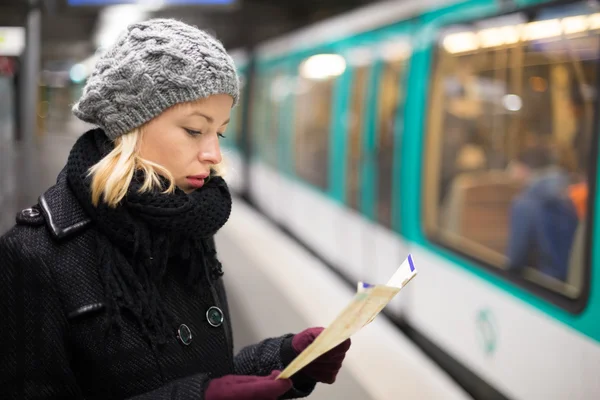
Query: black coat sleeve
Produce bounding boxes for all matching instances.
[0,228,213,400]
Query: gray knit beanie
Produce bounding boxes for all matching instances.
[73,18,239,140]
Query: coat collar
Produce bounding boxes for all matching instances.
[38,167,92,241]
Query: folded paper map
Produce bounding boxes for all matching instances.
[277,254,418,379]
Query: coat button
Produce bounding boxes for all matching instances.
[177,324,193,346]
[206,306,224,327]
[23,208,40,218]
[16,206,44,227]
[22,208,40,218]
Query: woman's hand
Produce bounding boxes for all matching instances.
[291,327,351,384]
[204,370,292,400]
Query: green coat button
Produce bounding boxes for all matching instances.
[206,306,224,327]
[177,324,193,346]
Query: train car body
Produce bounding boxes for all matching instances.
[223,0,600,398]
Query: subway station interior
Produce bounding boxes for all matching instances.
[1,0,600,399]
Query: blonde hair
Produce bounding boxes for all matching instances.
[88,128,224,208]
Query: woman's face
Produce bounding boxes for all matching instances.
[139,94,233,193]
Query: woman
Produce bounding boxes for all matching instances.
[0,19,350,399]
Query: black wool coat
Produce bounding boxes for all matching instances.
[0,170,315,399]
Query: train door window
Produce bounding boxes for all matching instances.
[347,65,370,210]
[376,52,408,228]
[293,54,345,191]
[424,2,598,301]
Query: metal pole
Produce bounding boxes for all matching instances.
[18,0,41,144]
[15,0,42,211]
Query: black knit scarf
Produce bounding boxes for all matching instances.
[66,128,232,345]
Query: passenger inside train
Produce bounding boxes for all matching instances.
[505,140,579,282]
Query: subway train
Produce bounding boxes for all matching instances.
[220,0,600,398]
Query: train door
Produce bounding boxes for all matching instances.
[339,33,413,310]
[286,49,346,268]
[333,44,375,283]
[368,36,412,304]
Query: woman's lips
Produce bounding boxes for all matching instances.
[186,175,208,189]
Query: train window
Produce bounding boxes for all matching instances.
[262,71,285,168]
[376,57,406,228]
[424,3,597,299]
[293,54,345,191]
[347,65,370,210]
[251,72,273,165]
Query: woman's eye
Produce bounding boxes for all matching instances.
[186,129,225,139]
[185,128,202,136]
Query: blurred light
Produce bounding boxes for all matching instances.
[500,25,521,44]
[502,94,522,111]
[477,26,520,48]
[68,53,101,82]
[70,64,87,83]
[0,27,25,56]
[443,32,478,54]
[478,28,504,48]
[94,5,153,49]
[589,13,600,30]
[441,13,600,54]
[521,19,562,41]
[299,54,346,80]
[562,16,588,34]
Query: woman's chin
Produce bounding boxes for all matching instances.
[175,182,195,194]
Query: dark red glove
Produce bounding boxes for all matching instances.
[291,327,351,384]
[204,370,292,400]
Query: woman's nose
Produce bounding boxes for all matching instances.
[199,134,223,165]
